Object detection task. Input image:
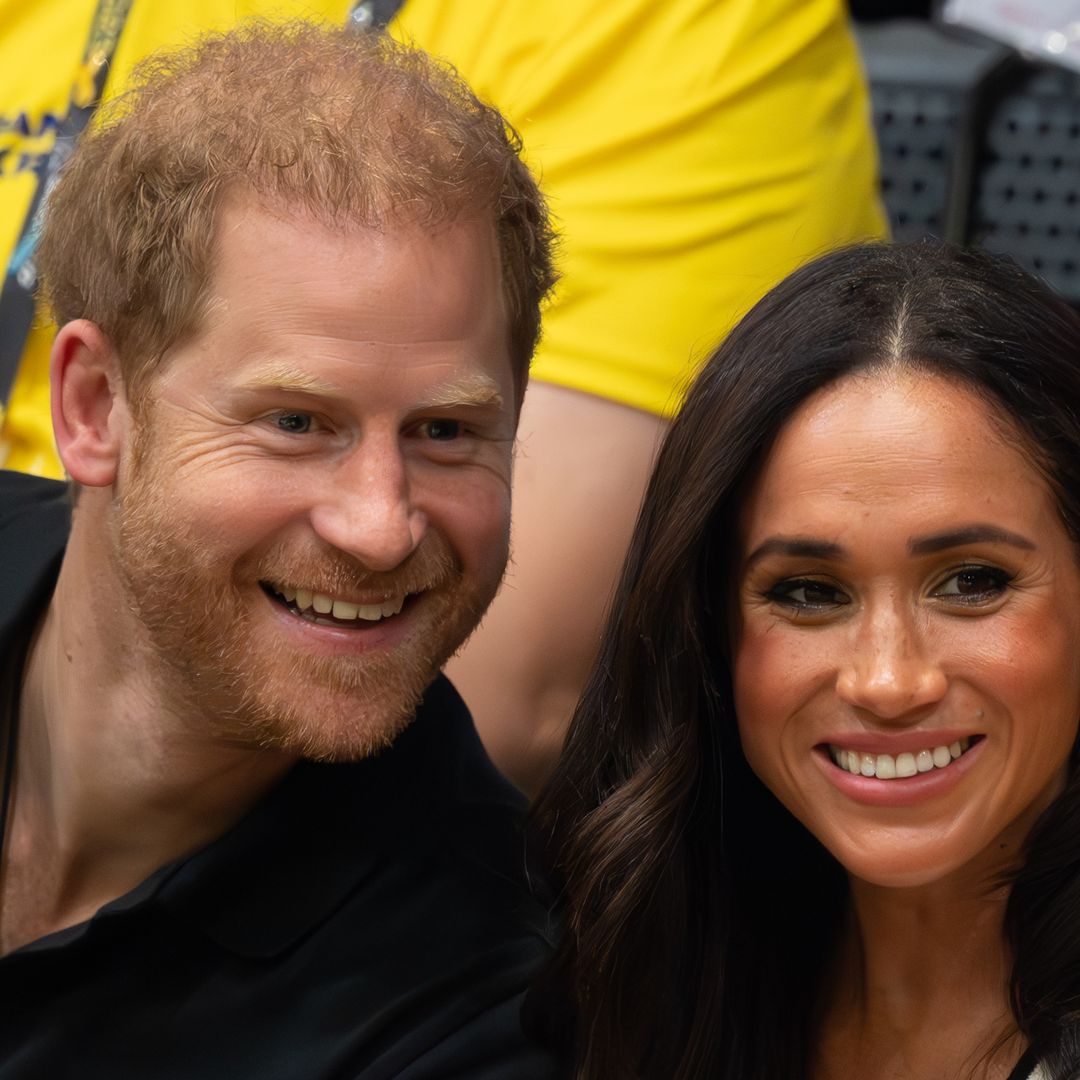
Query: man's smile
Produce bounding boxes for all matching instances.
[261,582,412,627]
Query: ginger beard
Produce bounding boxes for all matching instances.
[110,424,504,762]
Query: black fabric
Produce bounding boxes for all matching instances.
[365,0,406,29]
[1007,1047,1040,1080]
[0,469,561,1078]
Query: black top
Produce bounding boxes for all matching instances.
[0,470,562,1079]
[1007,1048,1041,1080]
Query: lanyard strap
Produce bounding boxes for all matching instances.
[0,0,134,406]
[347,0,405,31]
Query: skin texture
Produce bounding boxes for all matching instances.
[733,369,1080,1079]
[448,383,668,795]
[3,201,516,954]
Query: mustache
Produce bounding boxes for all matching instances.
[251,534,459,600]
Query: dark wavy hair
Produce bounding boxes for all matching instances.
[533,241,1080,1079]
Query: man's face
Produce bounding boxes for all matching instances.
[112,199,517,760]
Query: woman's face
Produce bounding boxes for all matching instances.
[733,368,1080,888]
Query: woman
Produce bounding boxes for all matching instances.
[534,242,1080,1079]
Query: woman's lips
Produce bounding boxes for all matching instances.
[814,735,986,807]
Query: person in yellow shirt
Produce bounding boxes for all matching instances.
[2,0,886,794]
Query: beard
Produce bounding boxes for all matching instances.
[110,434,503,762]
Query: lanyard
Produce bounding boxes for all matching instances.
[0,0,135,406]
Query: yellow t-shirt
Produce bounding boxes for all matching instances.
[2,0,886,475]
[393,0,887,416]
[0,0,355,477]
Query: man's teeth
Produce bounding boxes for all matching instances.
[829,737,972,779]
[276,587,405,621]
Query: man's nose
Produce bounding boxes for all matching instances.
[834,601,947,720]
[308,440,427,572]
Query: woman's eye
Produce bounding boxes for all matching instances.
[932,566,1013,603]
[766,579,849,611]
[423,419,461,441]
[274,412,313,434]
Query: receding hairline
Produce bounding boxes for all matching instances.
[36,18,557,407]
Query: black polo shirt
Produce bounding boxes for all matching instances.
[0,470,562,1079]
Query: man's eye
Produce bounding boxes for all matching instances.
[932,566,1013,603]
[274,413,313,434]
[423,419,461,441]
[766,579,849,610]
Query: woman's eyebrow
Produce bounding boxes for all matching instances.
[908,524,1036,555]
[743,537,846,570]
[743,524,1037,571]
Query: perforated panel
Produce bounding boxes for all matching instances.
[871,85,957,241]
[856,21,1009,244]
[970,68,1080,302]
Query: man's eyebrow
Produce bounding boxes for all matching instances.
[236,363,339,396]
[908,524,1036,555]
[414,374,504,410]
[743,537,847,570]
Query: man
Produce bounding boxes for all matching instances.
[0,22,558,1078]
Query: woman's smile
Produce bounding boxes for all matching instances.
[815,734,984,808]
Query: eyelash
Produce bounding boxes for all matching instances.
[764,564,1016,614]
[932,565,1015,605]
[765,578,849,612]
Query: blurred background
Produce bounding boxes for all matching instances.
[852,0,1080,305]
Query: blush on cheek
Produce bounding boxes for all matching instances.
[976,618,1077,713]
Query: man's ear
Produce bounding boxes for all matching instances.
[51,319,129,487]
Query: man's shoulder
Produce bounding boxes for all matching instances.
[0,468,70,518]
[0,469,71,545]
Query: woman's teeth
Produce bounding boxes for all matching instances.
[274,586,405,622]
[828,737,972,779]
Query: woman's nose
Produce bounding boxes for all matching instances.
[834,602,947,720]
